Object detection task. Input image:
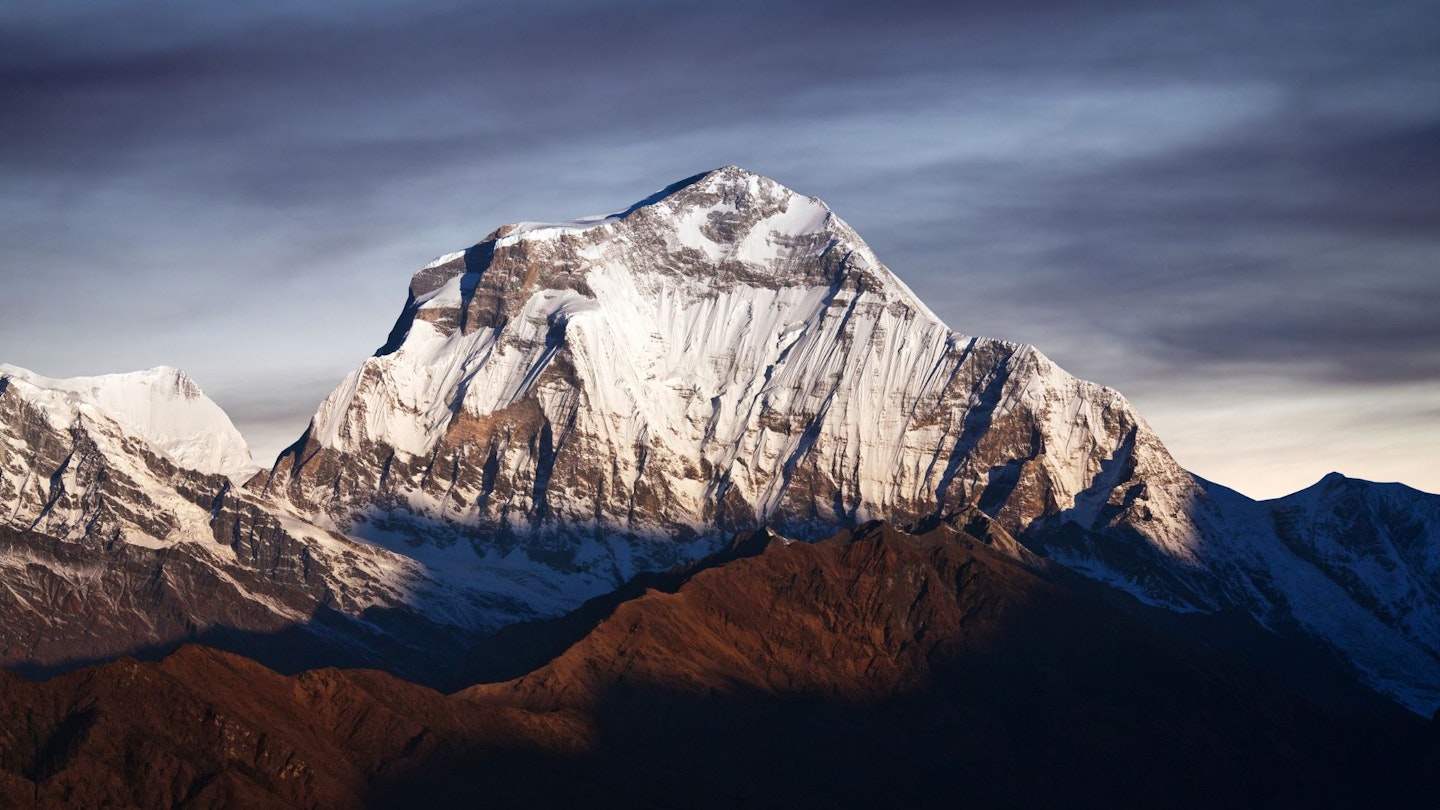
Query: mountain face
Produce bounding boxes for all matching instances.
[254,166,1438,713]
[0,364,259,484]
[259,166,1200,609]
[1030,472,1440,712]
[0,365,499,680]
[1271,473,1440,637]
[0,525,1432,810]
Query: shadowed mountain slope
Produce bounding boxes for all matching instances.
[1,522,1431,809]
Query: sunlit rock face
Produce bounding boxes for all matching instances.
[261,167,1185,597]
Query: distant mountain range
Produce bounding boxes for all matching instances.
[1,167,1437,807]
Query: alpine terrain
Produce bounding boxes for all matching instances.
[0,167,1437,796]
[2,523,1433,808]
[0,365,505,681]
[249,166,1439,712]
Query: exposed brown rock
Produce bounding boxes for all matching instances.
[0,522,1433,808]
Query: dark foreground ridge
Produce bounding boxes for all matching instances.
[1,522,1434,809]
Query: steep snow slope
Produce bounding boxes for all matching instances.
[1271,473,1440,634]
[1028,466,1440,712]
[1266,475,1440,708]
[0,365,258,482]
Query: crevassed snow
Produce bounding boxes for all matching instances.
[0,364,260,482]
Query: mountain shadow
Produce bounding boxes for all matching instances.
[4,521,1432,808]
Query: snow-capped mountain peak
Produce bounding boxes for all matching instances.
[266,168,1179,609]
[0,364,259,482]
[252,167,1440,713]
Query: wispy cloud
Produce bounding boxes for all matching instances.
[2,0,1436,496]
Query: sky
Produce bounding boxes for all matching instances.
[2,0,1437,499]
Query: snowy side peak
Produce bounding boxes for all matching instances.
[1,363,196,397]
[0,364,260,482]
[1274,471,1439,503]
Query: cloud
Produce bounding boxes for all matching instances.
[1,0,1437,493]
[854,97,1440,389]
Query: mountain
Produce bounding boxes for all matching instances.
[0,365,499,681]
[0,364,258,484]
[1270,473,1440,638]
[0,524,1432,809]
[1028,471,1440,712]
[258,165,1198,613]
[0,645,594,809]
[255,166,1439,713]
[1,166,1436,717]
